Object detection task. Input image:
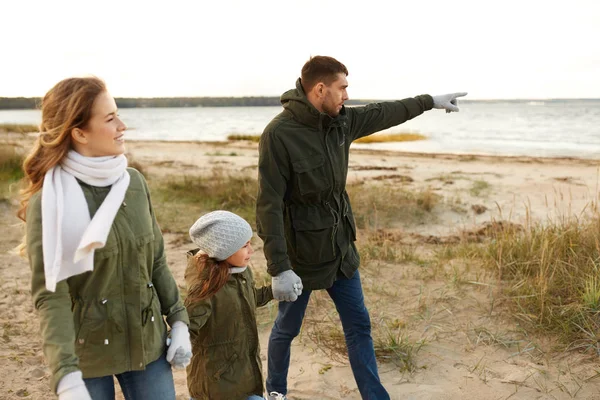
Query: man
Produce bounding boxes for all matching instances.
[256,55,466,400]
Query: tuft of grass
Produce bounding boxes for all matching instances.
[2,322,14,343]
[347,184,439,229]
[357,229,421,265]
[149,168,257,234]
[146,165,440,238]
[318,364,333,374]
[426,173,471,185]
[0,146,25,201]
[448,196,469,214]
[433,242,483,265]
[302,295,424,372]
[582,275,600,311]
[227,134,261,143]
[304,319,348,362]
[467,214,600,351]
[458,155,479,162]
[415,189,438,212]
[373,327,425,372]
[354,133,427,144]
[469,326,530,349]
[0,123,38,134]
[205,151,239,156]
[469,180,490,197]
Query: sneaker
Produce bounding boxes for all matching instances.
[267,392,288,400]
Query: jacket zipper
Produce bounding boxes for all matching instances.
[113,210,131,369]
[239,275,262,389]
[324,127,339,256]
[323,126,336,199]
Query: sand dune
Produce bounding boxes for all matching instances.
[2,137,600,399]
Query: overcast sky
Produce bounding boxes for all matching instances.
[1,0,598,99]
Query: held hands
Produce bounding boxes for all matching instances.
[166,321,193,370]
[57,371,92,400]
[272,269,303,302]
[432,92,468,113]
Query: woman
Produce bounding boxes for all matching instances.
[19,77,191,399]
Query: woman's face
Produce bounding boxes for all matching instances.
[226,241,254,267]
[73,91,127,157]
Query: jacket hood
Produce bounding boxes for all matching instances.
[281,78,347,130]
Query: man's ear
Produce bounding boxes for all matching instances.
[314,82,325,98]
[71,128,88,145]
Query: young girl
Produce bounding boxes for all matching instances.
[20,77,191,400]
[185,210,275,400]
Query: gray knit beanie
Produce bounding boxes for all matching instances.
[189,211,253,261]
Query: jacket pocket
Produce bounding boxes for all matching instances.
[212,352,239,381]
[291,205,337,265]
[136,233,156,274]
[346,213,357,242]
[123,187,154,236]
[74,298,116,367]
[94,242,118,261]
[292,154,328,195]
[190,347,241,399]
[343,193,357,242]
[142,283,166,357]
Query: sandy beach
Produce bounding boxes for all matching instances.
[2,135,600,400]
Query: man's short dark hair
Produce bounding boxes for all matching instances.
[301,56,348,92]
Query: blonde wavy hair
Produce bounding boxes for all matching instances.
[17,77,106,254]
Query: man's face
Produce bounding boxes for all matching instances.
[321,73,349,117]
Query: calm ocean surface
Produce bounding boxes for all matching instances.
[2,100,599,159]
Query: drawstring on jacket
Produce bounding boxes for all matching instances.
[324,201,340,257]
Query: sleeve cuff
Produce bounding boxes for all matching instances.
[56,370,84,395]
[419,94,434,111]
[171,320,187,330]
[166,307,190,328]
[267,258,292,277]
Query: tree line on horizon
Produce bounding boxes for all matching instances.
[0,97,595,110]
[0,96,376,110]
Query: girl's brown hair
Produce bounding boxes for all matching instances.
[17,77,106,254]
[185,252,231,305]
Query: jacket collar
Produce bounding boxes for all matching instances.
[281,78,348,131]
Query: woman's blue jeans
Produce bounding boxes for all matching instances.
[84,353,175,400]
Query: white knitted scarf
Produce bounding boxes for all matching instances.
[229,266,247,274]
[41,150,130,292]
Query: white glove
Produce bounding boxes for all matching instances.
[166,321,192,370]
[272,269,303,302]
[57,371,92,400]
[432,92,468,113]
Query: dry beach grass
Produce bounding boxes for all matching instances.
[2,130,600,399]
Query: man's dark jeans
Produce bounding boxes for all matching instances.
[266,271,390,400]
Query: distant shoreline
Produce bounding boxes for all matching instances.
[0,97,598,110]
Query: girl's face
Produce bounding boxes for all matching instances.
[226,240,254,267]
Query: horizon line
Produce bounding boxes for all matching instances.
[0,96,598,102]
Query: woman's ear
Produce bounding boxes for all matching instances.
[71,128,88,145]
